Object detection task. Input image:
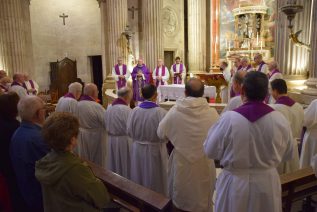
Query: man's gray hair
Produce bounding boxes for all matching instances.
[233,72,244,85]
[18,96,44,121]
[117,87,131,98]
[68,82,82,94]
[270,61,279,69]
[83,83,97,96]
[241,57,249,63]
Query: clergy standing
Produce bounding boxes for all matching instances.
[267,61,283,104]
[254,53,268,74]
[220,61,231,103]
[240,57,253,72]
[77,83,107,167]
[9,73,28,99]
[270,79,303,174]
[23,74,39,95]
[127,84,168,195]
[131,58,151,104]
[230,57,242,98]
[105,87,132,179]
[300,99,317,168]
[222,71,245,113]
[112,57,130,90]
[157,78,219,212]
[204,71,294,212]
[55,82,82,116]
[152,59,170,87]
[170,57,186,84]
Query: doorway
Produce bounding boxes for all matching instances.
[164,51,174,84]
[90,55,103,104]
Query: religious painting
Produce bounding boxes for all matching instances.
[219,0,277,59]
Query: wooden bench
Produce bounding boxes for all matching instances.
[87,161,173,212]
[281,167,317,212]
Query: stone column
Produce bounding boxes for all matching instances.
[301,0,317,101]
[99,0,128,78]
[141,0,163,71]
[188,0,206,73]
[0,0,34,77]
[275,0,311,79]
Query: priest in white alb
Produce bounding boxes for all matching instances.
[222,71,245,113]
[204,72,294,212]
[55,82,82,115]
[77,83,107,167]
[152,59,170,87]
[267,61,283,104]
[170,57,186,84]
[112,57,130,90]
[300,99,317,168]
[270,79,303,174]
[127,84,168,195]
[220,61,231,103]
[105,87,132,179]
[157,78,219,212]
[254,53,268,74]
[23,74,39,95]
[9,73,28,98]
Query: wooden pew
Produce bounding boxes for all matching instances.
[280,167,317,212]
[87,161,173,212]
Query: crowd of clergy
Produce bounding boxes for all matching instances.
[1,53,317,212]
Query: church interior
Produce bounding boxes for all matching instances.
[1,0,317,211]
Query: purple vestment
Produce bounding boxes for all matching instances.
[79,95,95,102]
[114,64,127,89]
[139,101,159,109]
[275,96,295,107]
[268,69,280,79]
[112,98,128,106]
[64,93,76,99]
[155,66,166,87]
[234,101,274,122]
[257,62,266,72]
[172,63,184,84]
[131,64,150,102]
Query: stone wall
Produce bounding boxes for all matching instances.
[30,0,101,90]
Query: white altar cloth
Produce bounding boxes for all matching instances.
[157,84,216,102]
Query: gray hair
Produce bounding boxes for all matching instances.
[18,96,44,121]
[83,83,97,96]
[241,57,249,63]
[233,72,244,85]
[68,82,82,94]
[117,87,131,98]
[270,61,279,69]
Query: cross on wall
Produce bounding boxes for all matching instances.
[59,13,68,25]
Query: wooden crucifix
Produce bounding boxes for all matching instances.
[128,6,138,19]
[59,13,68,25]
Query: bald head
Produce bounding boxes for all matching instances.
[84,83,98,100]
[18,96,45,124]
[185,78,204,97]
[117,87,132,103]
[268,61,279,71]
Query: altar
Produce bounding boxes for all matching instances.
[157,84,216,103]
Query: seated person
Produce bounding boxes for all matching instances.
[36,112,110,212]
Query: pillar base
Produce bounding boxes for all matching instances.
[102,75,116,108]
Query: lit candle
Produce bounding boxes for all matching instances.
[256,33,259,46]
[229,40,231,51]
[260,41,263,50]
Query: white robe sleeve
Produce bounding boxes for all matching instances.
[162,68,170,83]
[170,65,174,78]
[112,66,119,81]
[152,68,157,80]
[203,115,230,160]
[303,99,317,128]
[157,109,172,140]
[262,64,269,74]
[124,69,131,80]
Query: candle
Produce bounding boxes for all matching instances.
[229,41,231,51]
[260,41,263,50]
[256,33,259,46]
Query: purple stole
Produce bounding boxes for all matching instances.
[139,101,159,109]
[155,66,166,87]
[64,93,76,99]
[172,64,184,84]
[112,98,128,106]
[237,65,243,72]
[275,96,295,107]
[242,65,252,72]
[11,81,23,87]
[79,95,95,102]
[257,62,266,72]
[268,69,280,79]
[234,101,274,122]
[22,80,36,95]
[115,64,127,89]
[0,84,8,92]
